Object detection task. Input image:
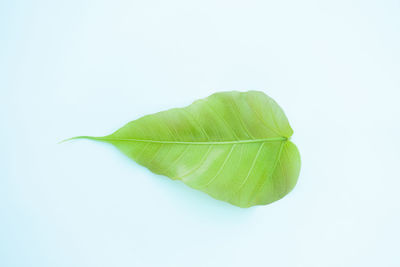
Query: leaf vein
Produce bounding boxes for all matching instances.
[202,100,240,140]
[202,144,236,187]
[251,141,285,201]
[177,145,214,180]
[79,136,287,144]
[180,108,210,140]
[237,143,265,191]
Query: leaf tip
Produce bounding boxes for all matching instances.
[58,136,95,144]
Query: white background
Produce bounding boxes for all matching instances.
[1,1,399,266]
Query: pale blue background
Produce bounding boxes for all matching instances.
[1,1,399,266]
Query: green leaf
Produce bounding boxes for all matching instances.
[68,91,301,208]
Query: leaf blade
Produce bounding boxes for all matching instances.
[71,91,301,207]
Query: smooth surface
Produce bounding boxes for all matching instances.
[1,0,399,266]
[75,91,300,207]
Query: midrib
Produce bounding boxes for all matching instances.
[67,136,288,145]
